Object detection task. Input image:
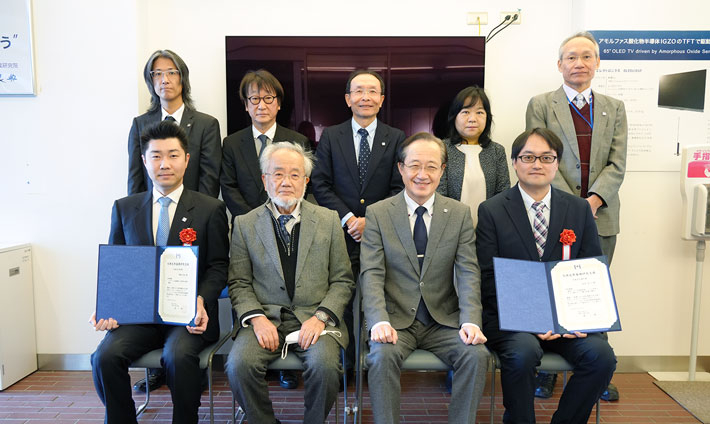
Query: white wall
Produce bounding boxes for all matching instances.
[1,0,708,360]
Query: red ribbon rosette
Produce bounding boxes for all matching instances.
[559,229,576,260]
[179,228,197,246]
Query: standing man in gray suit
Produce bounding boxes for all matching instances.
[360,133,489,424]
[526,31,627,401]
[225,142,354,424]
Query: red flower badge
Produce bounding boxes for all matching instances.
[179,228,197,246]
[559,229,576,260]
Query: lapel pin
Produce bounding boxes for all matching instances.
[381,142,385,146]
[444,208,448,213]
[182,217,187,222]
[187,123,192,127]
[602,112,607,116]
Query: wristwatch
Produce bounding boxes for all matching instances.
[315,310,330,324]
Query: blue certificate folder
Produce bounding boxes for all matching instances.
[96,245,198,326]
[493,256,621,334]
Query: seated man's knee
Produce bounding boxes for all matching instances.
[367,341,403,372]
[460,343,490,367]
[498,334,542,371]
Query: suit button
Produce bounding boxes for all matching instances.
[576,185,581,190]
[360,199,365,204]
[410,308,416,313]
[420,282,424,286]
[576,163,580,169]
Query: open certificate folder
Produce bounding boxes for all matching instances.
[96,245,199,326]
[493,256,621,334]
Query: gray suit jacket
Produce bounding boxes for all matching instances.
[438,139,510,201]
[525,86,627,236]
[360,192,482,331]
[228,201,355,347]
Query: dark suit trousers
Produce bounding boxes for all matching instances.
[344,232,360,369]
[485,328,616,424]
[91,324,208,424]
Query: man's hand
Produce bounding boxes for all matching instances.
[459,324,487,345]
[371,323,398,344]
[90,312,119,332]
[251,315,279,352]
[298,316,326,350]
[346,216,366,242]
[536,330,562,341]
[562,331,587,339]
[586,194,603,218]
[187,296,208,335]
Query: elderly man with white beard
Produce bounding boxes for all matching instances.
[224,142,355,424]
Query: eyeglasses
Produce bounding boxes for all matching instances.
[402,163,442,173]
[265,172,305,182]
[517,154,557,164]
[247,95,277,105]
[562,54,596,64]
[150,69,180,80]
[348,89,382,99]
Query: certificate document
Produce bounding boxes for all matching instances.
[493,256,621,334]
[96,245,199,326]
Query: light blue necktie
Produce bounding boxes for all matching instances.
[156,197,171,246]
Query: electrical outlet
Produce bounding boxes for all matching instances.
[500,10,522,25]
[467,12,488,25]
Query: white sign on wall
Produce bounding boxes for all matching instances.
[0,0,36,95]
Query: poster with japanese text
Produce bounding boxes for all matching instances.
[589,31,710,171]
[0,0,36,95]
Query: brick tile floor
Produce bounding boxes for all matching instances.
[0,370,700,423]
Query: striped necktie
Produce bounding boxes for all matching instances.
[531,201,547,258]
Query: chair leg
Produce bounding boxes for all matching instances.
[135,368,150,416]
[235,406,245,424]
[208,363,214,424]
[489,356,495,424]
[596,398,601,424]
[342,348,348,423]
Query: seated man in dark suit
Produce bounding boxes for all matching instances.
[225,142,354,424]
[476,128,616,424]
[91,121,229,424]
[360,133,489,424]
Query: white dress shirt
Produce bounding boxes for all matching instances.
[161,102,185,124]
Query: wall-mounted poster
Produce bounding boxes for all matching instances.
[0,0,36,95]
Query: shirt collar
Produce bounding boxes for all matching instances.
[161,103,185,124]
[562,84,592,105]
[152,184,184,205]
[265,198,302,221]
[252,122,277,141]
[517,183,551,211]
[403,190,435,217]
[351,117,377,137]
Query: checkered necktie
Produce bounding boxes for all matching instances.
[258,134,269,158]
[531,201,547,258]
[357,128,370,186]
[574,94,586,109]
[156,197,171,246]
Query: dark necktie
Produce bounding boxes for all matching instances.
[164,115,176,123]
[278,214,293,246]
[258,134,269,158]
[532,201,548,258]
[413,206,432,326]
[156,197,171,246]
[357,128,370,186]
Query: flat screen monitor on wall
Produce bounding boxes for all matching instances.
[225,36,485,142]
[658,69,707,112]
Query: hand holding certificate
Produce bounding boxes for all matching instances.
[493,256,621,334]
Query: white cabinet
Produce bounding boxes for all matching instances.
[0,244,37,390]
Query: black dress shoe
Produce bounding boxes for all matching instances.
[445,370,453,394]
[600,382,619,401]
[534,371,557,399]
[133,368,166,393]
[279,370,298,389]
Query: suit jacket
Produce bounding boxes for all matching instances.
[476,185,602,331]
[360,192,482,331]
[127,108,222,197]
[228,201,355,348]
[311,119,405,221]
[220,125,309,219]
[438,139,510,201]
[525,86,627,236]
[109,189,230,341]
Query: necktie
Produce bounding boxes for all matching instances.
[574,94,586,109]
[278,214,293,246]
[156,197,171,246]
[532,201,548,258]
[357,128,370,186]
[164,115,176,123]
[413,206,432,325]
[258,134,269,158]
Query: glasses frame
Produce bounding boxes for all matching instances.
[264,172,306,183]
[247,95,277,105]
[516,154,558,164]
[150,69,181,80]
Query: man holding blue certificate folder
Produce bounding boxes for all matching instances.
[90,121,229,424]
[476,128,616,423]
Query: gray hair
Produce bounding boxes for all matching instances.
[259,142,315,177]
[143,49,194,113]
[558,31,600,60]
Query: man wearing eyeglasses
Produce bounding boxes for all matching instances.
[127,49,223,394]
[476,128,616,423]
[221,69,309,223]
[311,70,406,372]
[128,49,222,198]
[525,31,627,402]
